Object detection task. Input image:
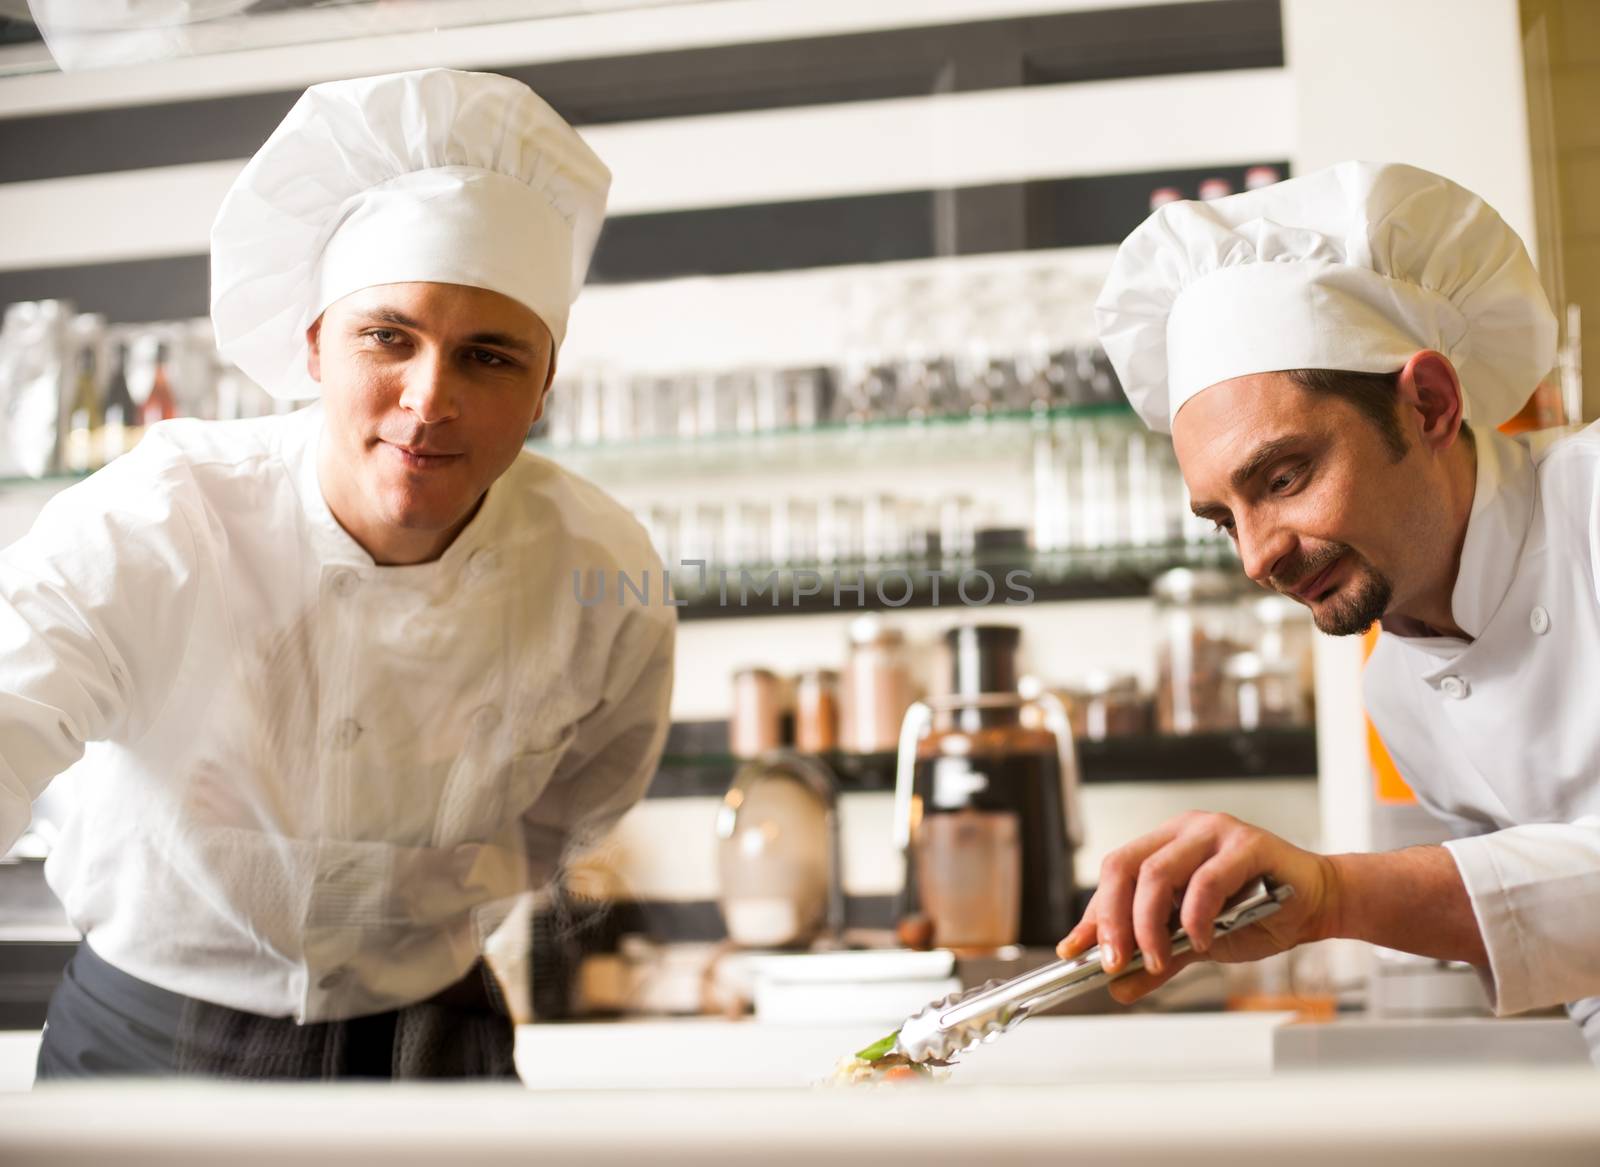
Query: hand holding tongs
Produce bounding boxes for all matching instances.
[865,877,1294,1066]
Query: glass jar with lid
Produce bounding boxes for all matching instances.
[1068,669,1150,741]
[1248,593,1315,723]
[1221,651,1306,731]
[839,615,914,754]
[1152,567,1247,734]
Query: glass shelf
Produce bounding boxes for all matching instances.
[624,540,1238,620]
[526,401,1135,480]
[1,403,1135,492]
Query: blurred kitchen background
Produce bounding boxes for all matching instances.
[0,0,1594,1033]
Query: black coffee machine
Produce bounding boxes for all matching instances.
[892,625,1081,949]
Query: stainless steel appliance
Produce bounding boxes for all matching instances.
[892,625,1082,950]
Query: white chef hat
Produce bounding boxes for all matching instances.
[210,68,610,400]
[1095,161,1557,434]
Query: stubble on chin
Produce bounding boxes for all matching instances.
[1312,562,1394,636]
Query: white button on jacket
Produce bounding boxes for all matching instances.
[0,407,676,1022]
[1366,424,1600,1062]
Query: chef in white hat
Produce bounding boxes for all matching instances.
[0,68,675,1079]
[1064,161,1600,1061]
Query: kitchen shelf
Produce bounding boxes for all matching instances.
[626,540,1237,620]
[527,401,1135,481]
[4,406,1218,618]
[646,725,1318,798]
[2,404,1134,491]
[1073,728,1319,784]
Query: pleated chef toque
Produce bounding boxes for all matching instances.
[210,68,610,400]
[1095,161,1558,433]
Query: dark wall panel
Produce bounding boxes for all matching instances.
[0,162,1288,322]
[0,254,211,323]
[1023,163,1287,250]
[0,0,1281,184]
[588,190,938,283]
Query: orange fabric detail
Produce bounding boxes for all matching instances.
[1362,625,1417,804]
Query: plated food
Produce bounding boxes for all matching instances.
[823,1032,953,1087]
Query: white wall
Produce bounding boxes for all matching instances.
[606,779,1321,903]
[1284,0,1538,257]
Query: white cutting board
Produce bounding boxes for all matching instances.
[513,1012,1293,1090]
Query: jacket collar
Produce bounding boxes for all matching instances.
[1379,426,1536,654]
[1448,427,1537,641]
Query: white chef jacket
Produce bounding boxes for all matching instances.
[0,405,675,1022]
[1365,422,1600,1061]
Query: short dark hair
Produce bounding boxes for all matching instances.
[1285,368,1412,460]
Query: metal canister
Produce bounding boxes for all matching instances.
[839,616,913,754]
[794,669,840,753]
[730,667,785,758]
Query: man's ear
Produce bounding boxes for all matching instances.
[306,316,324,384]
[1396,349,1467,454]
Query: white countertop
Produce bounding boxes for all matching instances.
[2,1069,1597,1166]
[1,1015,1594,1164]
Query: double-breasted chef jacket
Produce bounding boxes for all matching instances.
[1367,422,1600,1061]
[0,405,675,1023]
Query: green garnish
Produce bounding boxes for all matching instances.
[855,1032,899,1062]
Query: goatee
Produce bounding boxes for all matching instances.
[1313,565,1393,636]
[1271,544,1394,637]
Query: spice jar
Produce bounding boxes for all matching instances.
[730,667,785,758]
[1071,669,1150,741]
[794,668,840,753]
[1153,567,1246,734]
[839,616,913,753]
[1248,593,1315,722]
[1221,651,1305,731]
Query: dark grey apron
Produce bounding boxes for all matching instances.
[35,939,516,1081]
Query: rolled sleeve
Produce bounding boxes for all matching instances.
[1443,817,1600,1015]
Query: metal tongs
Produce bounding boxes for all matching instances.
[869,877,1295,1065]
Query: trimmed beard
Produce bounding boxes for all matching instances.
[1272,543,1395,637]
[1314,561,1394,636]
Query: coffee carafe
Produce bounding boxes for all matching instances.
[893,625,1081,951]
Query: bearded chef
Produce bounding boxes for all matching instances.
[1058,160,1600,1062]
[0,68,675,1079]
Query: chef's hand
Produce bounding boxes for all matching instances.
[1056,811,1339,1003]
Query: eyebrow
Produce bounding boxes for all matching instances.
[1190,436,1304,519]
[357,308,542,357]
